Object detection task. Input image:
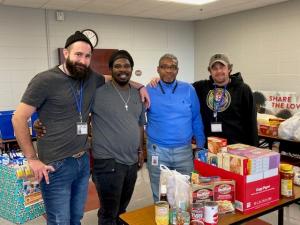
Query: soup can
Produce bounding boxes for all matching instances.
[204,201,218,225]
[155,201,169,225]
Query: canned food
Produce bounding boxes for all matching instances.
[169,207,177,225]
[204,201,218,225]
[155,201,169,225]
[191,202,204,223]
[176,210,190,225]
[16,167,25,179]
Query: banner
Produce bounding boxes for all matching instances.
[253,91,300,118]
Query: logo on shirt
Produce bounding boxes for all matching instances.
[206,88,231,112]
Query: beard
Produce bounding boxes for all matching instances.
[65,58,91,80]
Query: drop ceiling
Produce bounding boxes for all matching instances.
[0,0,288,21]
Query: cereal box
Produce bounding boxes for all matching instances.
[207,137,227,154]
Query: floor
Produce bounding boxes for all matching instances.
[0,165,300,225]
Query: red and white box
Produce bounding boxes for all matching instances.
[194,160,279,214]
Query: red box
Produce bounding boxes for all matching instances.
[194,160,279,214]
[259,124,278,137]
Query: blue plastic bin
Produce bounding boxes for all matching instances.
[0,110,15,140]
[0,111,38,140]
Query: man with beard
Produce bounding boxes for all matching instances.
[146,53,205,202]
[193,53,258,146]
[91,50,145,225]
[12,31,105,225]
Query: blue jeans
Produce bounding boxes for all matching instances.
[92,159,138,225]
[40,153,90,225]
[146,140,193,202]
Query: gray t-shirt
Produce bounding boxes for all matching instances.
[21,66,105,164]
[91,82,146,165]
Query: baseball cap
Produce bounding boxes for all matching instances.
[209,53,230,69]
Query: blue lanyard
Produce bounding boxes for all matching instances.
[213,84,227,121]
[69,81,83,122]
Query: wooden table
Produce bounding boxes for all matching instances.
[120,186,300,225]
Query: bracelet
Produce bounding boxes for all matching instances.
[137,85,144,91]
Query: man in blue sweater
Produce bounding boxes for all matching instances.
[146,53,205,202]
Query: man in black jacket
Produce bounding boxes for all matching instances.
[193,53,258,146]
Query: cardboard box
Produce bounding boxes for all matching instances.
[222,153,248,175]
[259,124,278,137]
[207,137,227,154]
[0,165,45,224]
[194,160,279,214]
[242,149,280,174]
[227,143,256,152]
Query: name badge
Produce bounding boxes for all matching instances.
[152,155,159,166]
[211,122,222,132]
[77,122,88,135]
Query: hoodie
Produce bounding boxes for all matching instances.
[193,72,258,146]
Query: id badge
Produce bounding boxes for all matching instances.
[76,122,88,135]
[211,122,222,132]
[152,155,159,166]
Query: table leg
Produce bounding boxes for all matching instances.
[278,208,284,225]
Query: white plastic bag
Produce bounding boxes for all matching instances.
[159,165,190,209]
[278,112,300,140]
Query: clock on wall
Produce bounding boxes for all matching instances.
[82,29,98,48]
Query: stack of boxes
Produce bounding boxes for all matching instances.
[195,137,280,214]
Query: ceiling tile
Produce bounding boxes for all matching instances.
[0,0,289,21]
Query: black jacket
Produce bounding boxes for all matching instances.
[193,73,258,146]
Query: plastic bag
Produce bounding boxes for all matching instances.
[278,112,300,140]
[159,165,190,209]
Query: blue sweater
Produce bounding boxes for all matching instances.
[146,80,205,148]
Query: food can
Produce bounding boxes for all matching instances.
[176,210,190,225]
[191,202,204,223]
[204,201,218,225]
[155,201,169,225]
[169,207,177,225]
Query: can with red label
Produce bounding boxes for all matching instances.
[204,201,218,225]
[191,202,204,223]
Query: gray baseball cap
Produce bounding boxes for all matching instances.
[209,53,230,69]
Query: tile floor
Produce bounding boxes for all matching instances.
[0,165,299,225]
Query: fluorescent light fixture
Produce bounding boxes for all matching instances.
[158,0,218,5]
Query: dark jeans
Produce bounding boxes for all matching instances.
[92,159,138,225]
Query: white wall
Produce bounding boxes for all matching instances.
[195,0,300,95]
[0,5,195,110]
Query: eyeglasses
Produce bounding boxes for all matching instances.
[113,64,132,70]
[159,65,178,71]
